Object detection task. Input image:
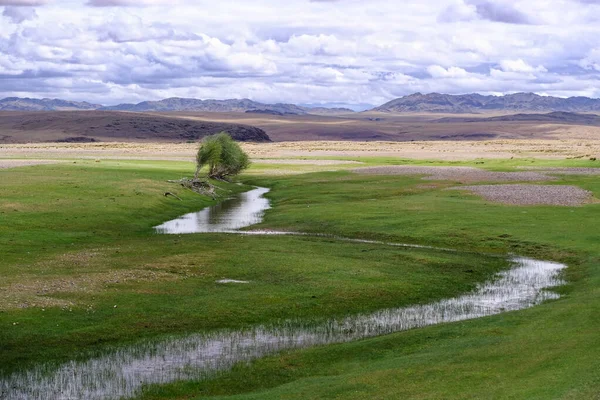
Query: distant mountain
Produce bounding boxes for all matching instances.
[433,111,600,126]
[102,98,266,112]
[373,92,600,113]
[101,97,353,115]
[0,96,355,115]
[0,97,101,111]
[435,111,600,125]
[303,107,355,115]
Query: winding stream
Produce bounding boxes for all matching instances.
[1,187,567,400]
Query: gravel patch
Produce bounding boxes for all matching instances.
[452,184,594,206]
[0,160,60,169]
[519,167,600,175]
[254,159,362,165]
[353,166,554,183]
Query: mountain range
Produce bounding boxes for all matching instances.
[0,97,101,111]
[373,92,600,113]
[0,97,355,115]
[434,111,600,125]
[3,92,600,114]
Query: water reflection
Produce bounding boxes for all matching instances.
[0,186,569,400]
[155,187,271,234]
[1,258,565,400]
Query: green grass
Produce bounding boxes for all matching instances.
[0,161,505,376]
[1,158,599,399]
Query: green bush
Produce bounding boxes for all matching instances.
[195,132,250,180]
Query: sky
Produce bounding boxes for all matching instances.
[1,0,600,108]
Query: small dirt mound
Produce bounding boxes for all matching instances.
[352,166,554,183]
[451,184,594,206]
[167,178,218,198]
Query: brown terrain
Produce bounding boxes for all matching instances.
[0,111,270,144]
[167,111,600,142]
[1,109,600,144]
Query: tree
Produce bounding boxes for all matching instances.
[195,132,250,180]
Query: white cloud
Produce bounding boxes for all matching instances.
[87,0,181,6]
[1,0,600,106]
[2,5,37,22]
[0,0,47,5]
[579,48,600,71]
[499,59,547,73]
[427,65,470,78]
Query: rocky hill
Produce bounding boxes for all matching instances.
[0,97,101,111]
[0,111,271,143]
[0,96,354,115]
[101,98,350,115]
[435,111,600,125]
[373,93,600,113]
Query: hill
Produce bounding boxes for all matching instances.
[101,98,353,115]
[0,97,101,111]
[373,92,600,113]
[0,96,355,115]
[435,111,600,125]
[0,112,271,143]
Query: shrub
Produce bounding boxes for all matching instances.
[195,132,250,180]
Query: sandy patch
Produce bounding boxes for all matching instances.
[451,184,594,206]
[519,167,600,175]
[253,159,362,165]
[2,139,600,162]
[352,166,554,183]
[0,160,61,169]
[1,250,206,310]
[216,279,250,284]
[0,269,180,310]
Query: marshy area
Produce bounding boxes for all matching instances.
[0,153,599,399]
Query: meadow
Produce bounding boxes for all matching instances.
[1,154,599,399]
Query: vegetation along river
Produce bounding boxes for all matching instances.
[1,187,566,400]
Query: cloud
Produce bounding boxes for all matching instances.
[2,5,37,22]
[472,1,531,24]
[427,65,470,78]
[1,0,600,106]
[87,0,180,6]
[579,48,600,71]
[0,0,46,5]
[499,59,547,73]
[439,0,532,24]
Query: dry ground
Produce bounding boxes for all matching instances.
[2,139,600,162]
[167,111,600,141]
[3,110,600,143]
[451,185,595,206]
[0,160,63,169]
[352,166,554,183]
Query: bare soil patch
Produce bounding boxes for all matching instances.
[352,166,554,183]
[1,249,207,310]
[254,159,362,165]
[0,160,60,169]
[2,140,600,162]
[452,184,594,206]
[519,167,600,175]
[0,270,180,310]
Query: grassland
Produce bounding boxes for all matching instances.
[1,153,599,399]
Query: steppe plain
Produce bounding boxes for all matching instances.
[1,113,600,399]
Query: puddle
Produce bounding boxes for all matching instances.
[1,258,565,400]
[1,186,568,400]
[154,187,271,234]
